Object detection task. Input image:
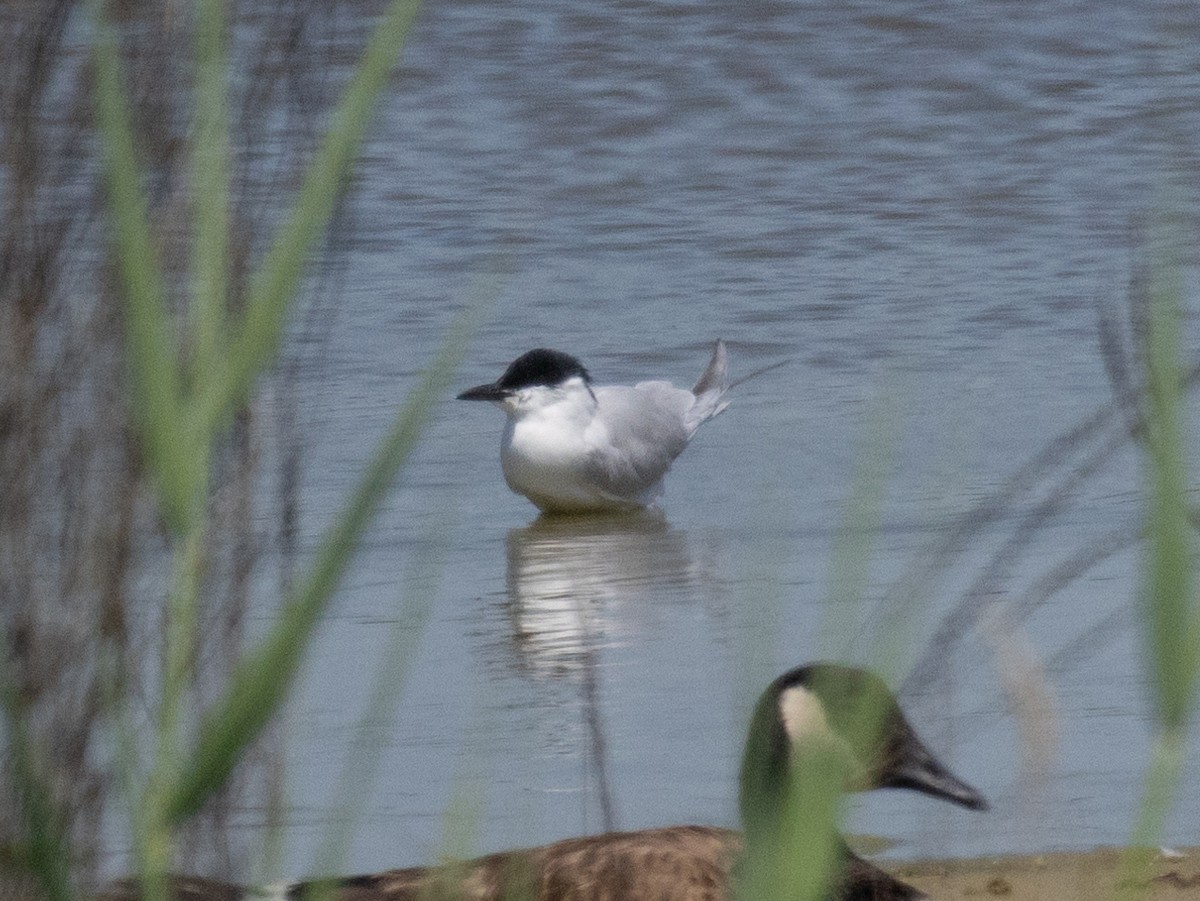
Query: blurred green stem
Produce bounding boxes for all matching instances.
[0,670,72,901]
[141,506,210,901]
[86,0,444,895]
[193,0,423,438]
[1114,730,1186,901]
[1114,225,1199,899]
[166,296,482,824]
[191,0,232,378]
[90,0,198,533]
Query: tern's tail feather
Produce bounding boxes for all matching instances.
[686,339,730,431]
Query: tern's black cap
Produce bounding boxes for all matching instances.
[458,348,590,400]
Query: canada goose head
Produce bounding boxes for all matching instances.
[738,663,987,840]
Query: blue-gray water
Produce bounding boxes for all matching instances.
[242,0,1200,878]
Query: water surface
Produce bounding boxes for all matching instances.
[248,0,1200,875]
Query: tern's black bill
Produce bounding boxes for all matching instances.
[457,383,510,402]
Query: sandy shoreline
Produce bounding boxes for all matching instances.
[890,847,1200,899]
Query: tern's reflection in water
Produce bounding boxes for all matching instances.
[504,511,704,830]
[503,511,700,679]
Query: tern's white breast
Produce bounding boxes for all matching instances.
[498,390,621,512]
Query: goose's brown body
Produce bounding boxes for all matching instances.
[97,826,922,901]
[97,664,982,901]
[332,826,737,901]
[331,827,924,901]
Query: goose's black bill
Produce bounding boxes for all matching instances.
[457,382,511,401]
[881,733,989,811]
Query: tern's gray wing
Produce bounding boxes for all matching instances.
[583,383,695,502]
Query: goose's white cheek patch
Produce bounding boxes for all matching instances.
[778,685,866,788]
[778,685,833,743]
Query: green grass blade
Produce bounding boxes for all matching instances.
[89,0,198,532]
[165,299,481,824]
[137,518,210,901]
[1,672,73,901]
[191,0,232,376]
[1140,257,1198,731]
[1114,735,1189,901]
[1113,234,1200,900]
[194,0,423,438]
